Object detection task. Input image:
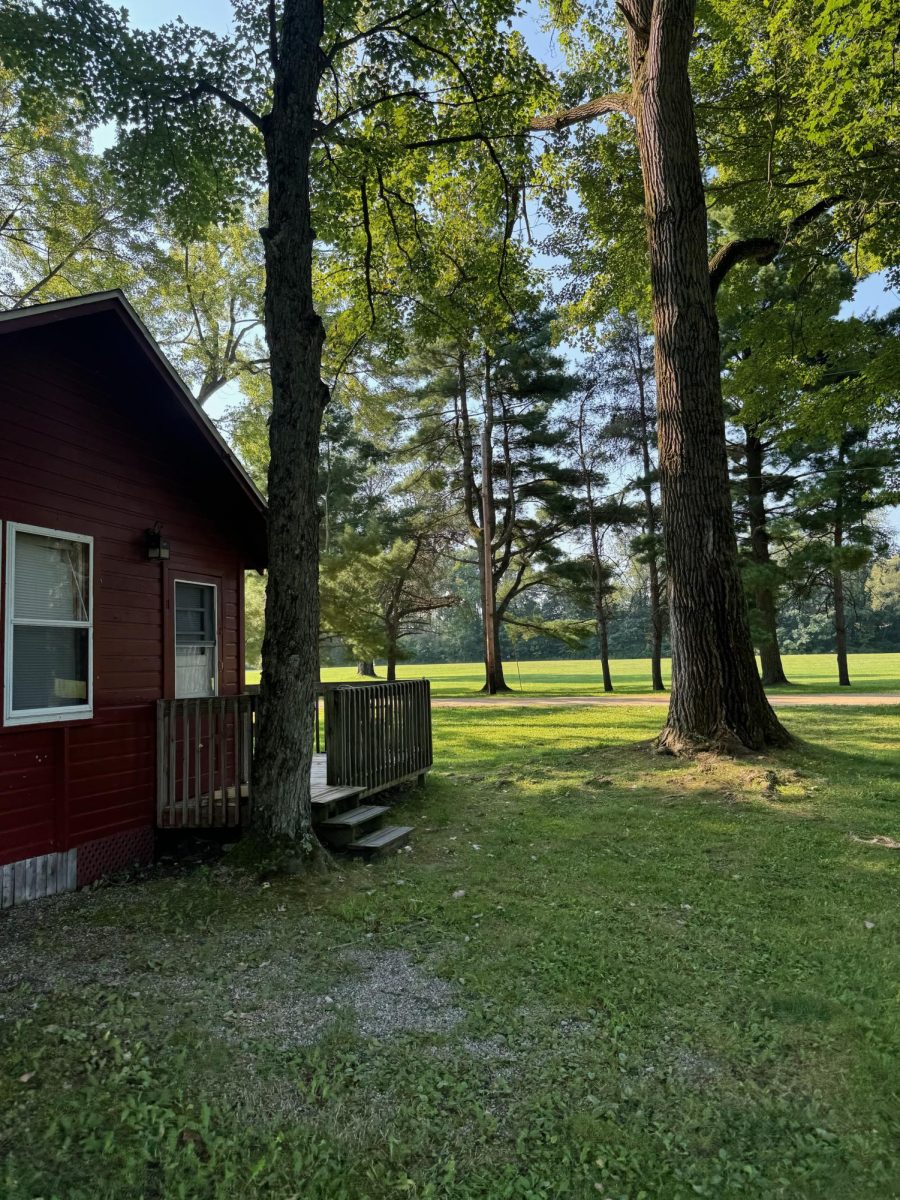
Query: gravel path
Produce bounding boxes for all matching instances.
[430,692,900,708]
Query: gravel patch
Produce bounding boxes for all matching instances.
[1,885,467,1050]
[331,948,465,1038]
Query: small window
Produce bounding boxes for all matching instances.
[175,581,218,698]
[4,523,93,726]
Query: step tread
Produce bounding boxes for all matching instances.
[346,825,414,854]
[319,804,389,829]
[311,786,364,808]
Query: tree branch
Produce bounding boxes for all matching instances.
[324,3,433,62]
[708,195,845,297]
[359,177,376,323]
[320,89,425,133]
[175,80,265,131]
[530,93,634,132]
[267,0,279,69]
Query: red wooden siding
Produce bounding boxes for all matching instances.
[0,312,261,872]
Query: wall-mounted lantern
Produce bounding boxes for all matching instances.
[145,525,171,561]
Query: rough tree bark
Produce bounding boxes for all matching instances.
[744,432,790,686]
[357,660,378,677]
[252,0,328,842]
[533,0,790,750]
[629,0,788,750]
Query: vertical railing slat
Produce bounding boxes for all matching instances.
[181,700,189,827]
[168,700,177,828]
[156,699,167,825]
[232,695,240,819]
[192,700,200,826]
[219,697,227,825]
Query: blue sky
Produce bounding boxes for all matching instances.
[117,0,898,537]
[117,0,897,318]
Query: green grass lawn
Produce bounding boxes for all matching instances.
[2,704,900,1198]
[247,651,900,696]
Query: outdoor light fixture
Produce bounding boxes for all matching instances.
[145,526,171,561]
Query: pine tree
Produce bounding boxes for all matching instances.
[409,310,581,691]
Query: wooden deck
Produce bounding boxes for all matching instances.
[156,680,432,830]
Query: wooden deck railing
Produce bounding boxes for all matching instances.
[156,694,257,828]
[323,679,432,795]
[157,680,431,828]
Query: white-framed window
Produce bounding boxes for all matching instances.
[3,522,93,727]
[174,580,218,698]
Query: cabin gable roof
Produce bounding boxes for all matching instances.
[0,291,267,568]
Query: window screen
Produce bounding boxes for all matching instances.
[175,581,217,697]
[6,527,92,721]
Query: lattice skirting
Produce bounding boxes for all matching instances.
[1,827,154,908]
[76,827,154,887]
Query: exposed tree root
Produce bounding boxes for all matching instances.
[242,829,335,879]
[655,719,795,758]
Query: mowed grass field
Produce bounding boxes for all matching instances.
[2,704,899,1198]
[247,652,900,696]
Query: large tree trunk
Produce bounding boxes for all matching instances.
[745,433,790,686]
[252,0,326,843]
[630,0,789,751]
[385,630,398,682]
[453,346,502,693]
[357,660,377,677]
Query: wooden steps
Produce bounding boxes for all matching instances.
[317,804,389,847]
[310,764,413,857]
[346,825,413,857]
[311,785,365,811]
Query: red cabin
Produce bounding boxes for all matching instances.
[0,291,267,905]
